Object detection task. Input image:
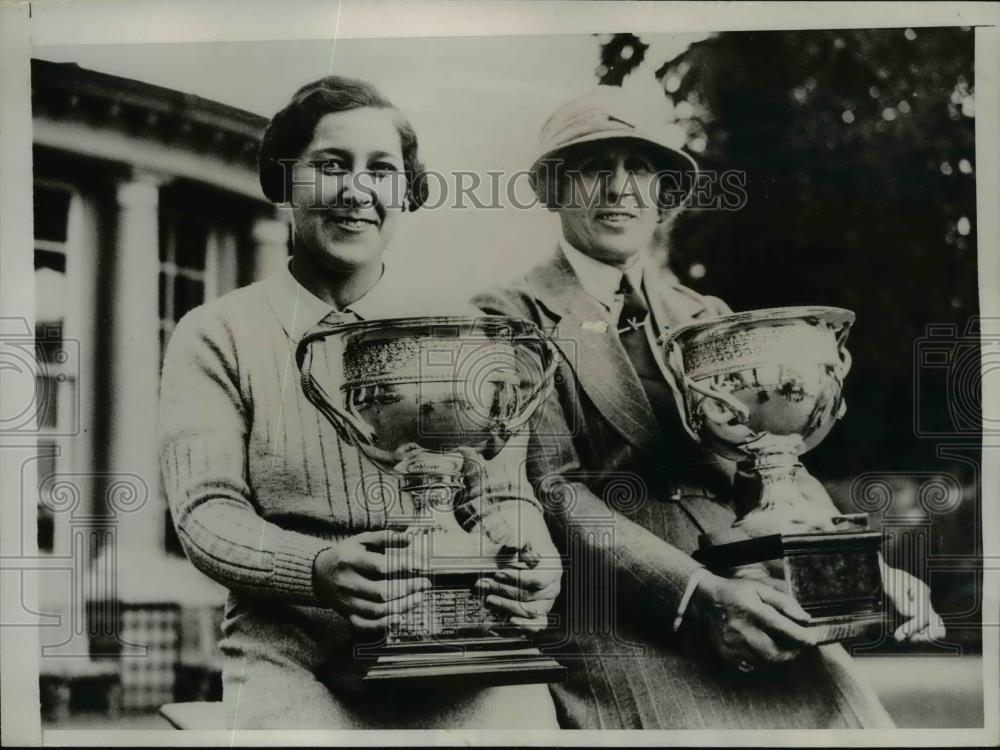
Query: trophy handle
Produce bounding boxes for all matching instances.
[834,348,851,420]
[503,329,562,434]
[830,314,854,378]
[296,323,377,446]
[655,327,751,440]
[836,347,853,386]
[653,328,701,443]
[832,319,853,419]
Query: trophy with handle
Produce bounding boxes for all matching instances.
[296,314,565,686]
[658,306,889,643]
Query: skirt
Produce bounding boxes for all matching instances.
[218,593,560,730]
[545,491,895,729]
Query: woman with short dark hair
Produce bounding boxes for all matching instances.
[159,75,561,729]
[258,76,427,210]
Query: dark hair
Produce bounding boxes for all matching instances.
[258,75,427,210]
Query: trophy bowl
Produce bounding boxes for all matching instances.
[296,314,566,686]
[661,306,854,464]
[660,306,856,533]
[660,307,888,643]
[298,315,558,491]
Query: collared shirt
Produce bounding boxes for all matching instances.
[272,260,389,342]
[271,259,478,343]
[558,237,651,326]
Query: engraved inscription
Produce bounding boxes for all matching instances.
[683,324,839,378]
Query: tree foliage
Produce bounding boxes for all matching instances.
[603,28,978,475]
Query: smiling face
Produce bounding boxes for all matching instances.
[289,107,407,274]
[554,139,663,267]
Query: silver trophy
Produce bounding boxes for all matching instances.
[659,306,887,643]
[296,315,565,685]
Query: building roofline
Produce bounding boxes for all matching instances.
[31,58,269,140]
[31,58,271,183]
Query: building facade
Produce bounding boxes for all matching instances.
[31,59,289,715]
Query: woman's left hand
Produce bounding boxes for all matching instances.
[475,541,562,632]
[879,557,946,643]
[455,444,562,633]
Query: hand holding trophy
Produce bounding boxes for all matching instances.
[658,307,889,644]
[296,315,565,686]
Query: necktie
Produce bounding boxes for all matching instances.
[615,275,693,462]
[616,275,675,418]
[616,276,732,498]
[617,274,648,336]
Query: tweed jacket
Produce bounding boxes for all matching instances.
[471,246,894,730]
[473,246,737,617]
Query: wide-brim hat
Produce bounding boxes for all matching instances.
[530,85,699,205]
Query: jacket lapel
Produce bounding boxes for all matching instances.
[526,247,659,451]
[645,267,716,394]
[646,268,720,331]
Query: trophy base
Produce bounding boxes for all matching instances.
[353,635,566,688]
[334,569,565,689]
[388,570,509,637]
[692,528,887,645]
[800,612,886,644]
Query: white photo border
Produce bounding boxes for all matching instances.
[1,1,997,747]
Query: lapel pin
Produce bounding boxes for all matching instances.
[581,320,608,333]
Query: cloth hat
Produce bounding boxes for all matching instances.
[531,85,699,203]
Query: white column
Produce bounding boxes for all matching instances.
[204,227,239,300]
[58,190,95,552]
[251,217,290,281]
[104,172,164,597]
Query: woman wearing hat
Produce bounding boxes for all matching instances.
[159,74,562,729]
[472,85,942,729]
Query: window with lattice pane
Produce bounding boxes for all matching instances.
[33,182,78,554]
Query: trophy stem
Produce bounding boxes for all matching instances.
[734,445,840,536]
[753,460,804,511]
[393,451,500,560]
[395,452,465,529]
[383,452,509,649]
[402,475,463,518]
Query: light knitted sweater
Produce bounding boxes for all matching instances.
[158,264,545,609]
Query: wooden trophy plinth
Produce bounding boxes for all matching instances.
[346,569,565,689]
[693,521,889,644]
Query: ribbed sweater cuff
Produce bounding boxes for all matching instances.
[273,536,336,605]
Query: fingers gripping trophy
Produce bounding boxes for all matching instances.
[658,307,889,643]
[296,315,565,685]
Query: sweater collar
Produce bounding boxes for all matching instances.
[263,259,388,342]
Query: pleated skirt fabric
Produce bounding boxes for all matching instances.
[547,493,895,730]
